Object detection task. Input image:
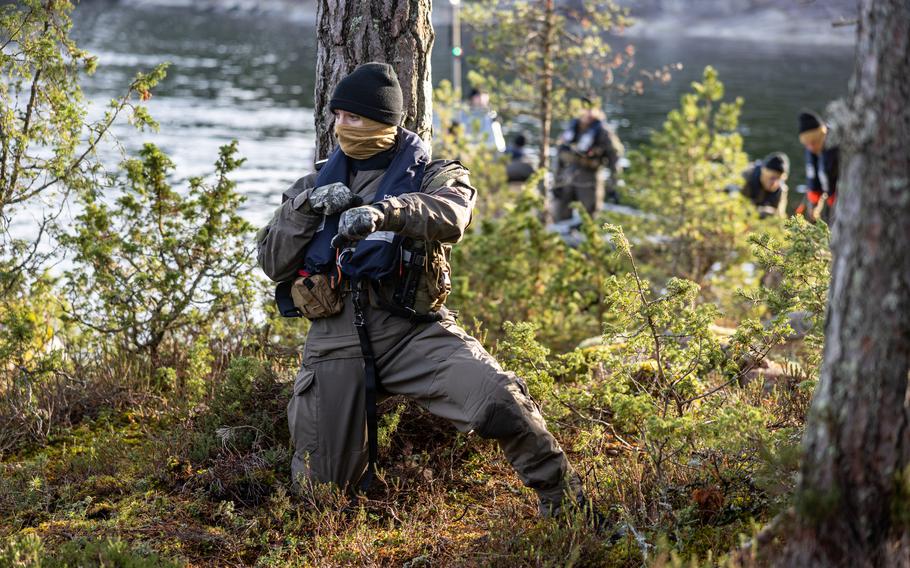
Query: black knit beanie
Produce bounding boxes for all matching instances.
[330,62,403,126]
[798,111,823,134]
[763,152,790,174]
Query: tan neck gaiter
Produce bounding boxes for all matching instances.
[334,117,398,160]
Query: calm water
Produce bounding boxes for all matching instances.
[66,3,854,229]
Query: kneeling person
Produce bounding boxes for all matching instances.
[256,63,583,517]
[741,152,789,219]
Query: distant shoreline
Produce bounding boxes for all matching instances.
[625,11,856,47]
[111,0,856,46]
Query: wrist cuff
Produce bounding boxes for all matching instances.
[292,188,317,215]
[375,198,405,232]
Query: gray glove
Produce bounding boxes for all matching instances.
[307,182,362,215]
[331,205,385,248]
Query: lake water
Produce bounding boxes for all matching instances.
[65,3,854,230]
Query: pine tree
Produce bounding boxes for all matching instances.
[624,66,752,285]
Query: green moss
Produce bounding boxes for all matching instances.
[0,533,44,566]
[50,537,181,567]
[1,534,181,568]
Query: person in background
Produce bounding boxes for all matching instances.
[553,100,624,221]
[741,152,790,219]
[454,88,506,153]
[505,133,535,183]
[795,111,840,224]
[508,133,529,161]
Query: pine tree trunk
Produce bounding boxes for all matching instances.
[779,0,910,565]
[538,0,555,222]
[314,0,434,160]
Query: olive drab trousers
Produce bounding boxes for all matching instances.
[288,292,578,511]
[553,164,601,222]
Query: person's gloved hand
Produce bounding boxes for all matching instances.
[308,182,362,215]
[331,205,385,248]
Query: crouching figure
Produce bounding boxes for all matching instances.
[256,63,592,519]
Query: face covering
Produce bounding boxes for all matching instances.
[334,117,397,160]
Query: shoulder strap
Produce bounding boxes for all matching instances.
[351,282,441,493]
[351,286,380,492]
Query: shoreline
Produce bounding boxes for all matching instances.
[625,11,856,47]
[111,0,856,47]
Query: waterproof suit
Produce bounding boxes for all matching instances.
[554,118,624,221]
[257,129,578,512]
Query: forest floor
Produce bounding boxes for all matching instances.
[1,401,654,566]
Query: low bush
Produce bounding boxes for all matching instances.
[60,142,254,364]
[451,188,620,350]
[622,66,760,300]
[165,356,293,506]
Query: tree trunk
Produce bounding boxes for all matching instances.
[778,0,910,565]
[314,0,435,161]
[538,0,555,221]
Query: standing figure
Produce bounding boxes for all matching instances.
[454,88,506,153]
[553,103,624,221]
[795,111,840,224]
[741,152,790,219]
[256,63,599,523]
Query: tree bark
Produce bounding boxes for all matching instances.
[778,0,910,566]
[314,0,435,161]
[538,0,555,221]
